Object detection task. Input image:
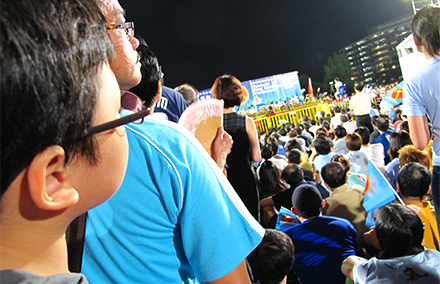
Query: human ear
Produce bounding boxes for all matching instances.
[322,199,326,208]
[291,207,300,216]
[27,146,79,211]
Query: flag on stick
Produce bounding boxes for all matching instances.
[363,161,404,212]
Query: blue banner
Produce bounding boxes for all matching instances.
[199,71,302,112]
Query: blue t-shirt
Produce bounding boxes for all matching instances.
[82,117,264,283]
[384,157,400,190]
[403,55,440,166]
[154,86,188,123]
[284,216,357,284]
[373,130,394,164]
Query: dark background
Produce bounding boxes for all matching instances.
[120,0,413,90]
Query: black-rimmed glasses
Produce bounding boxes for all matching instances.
[106,22,134,38]
[82,91,149,138]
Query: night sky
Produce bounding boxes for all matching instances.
[120,0,413,90]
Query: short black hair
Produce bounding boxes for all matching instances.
[334,125,347,139]
[373,115,390,132]
[261,146,274,160]
[130,44,163,107]
[376,203,424,259]
[313,136,332,155]
[354,81,364,92]
[281,164,303,187]
[285,138,302,152]
[321,162,346,188]
[247,229,295,284]
[291,184,322,218]
[334,106,341,113]
[287,149,302,164]
[1,0,114,194]
[397,162,431,200]
[354,126,370,146]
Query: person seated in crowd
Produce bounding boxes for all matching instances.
[247,229,295,284]
[261,142,288,172]
[312,136,336,177]
[342,203,440,283]
[342,113,358,134]
[397,163,439,250]
[333,125,349,154]
[285,138,313,172]
[384,131,413,189]
[355,126,385,169]
[287,149,314,181]
[260,164,329,228]
[0,0,130,281]
[258,160,288,199]
[321,163,369,254]
[285,184,357,284]
[330,106,344,129]
[370,115,395,164]
[174,83,199,106]
[330,155,366,193]
[344,133,369,175]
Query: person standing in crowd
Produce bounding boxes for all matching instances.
[403,5,440,235]
[175,83,199,106]
[82,1,264,283]
[349,81,374,133]
[212,74,262,221]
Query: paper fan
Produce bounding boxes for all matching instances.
[178,99,224,155]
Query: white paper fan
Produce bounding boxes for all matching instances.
[178,99,224,155]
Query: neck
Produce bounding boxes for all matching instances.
[0,219,70,275]
[223,107,235,113]
[402,195,423,205]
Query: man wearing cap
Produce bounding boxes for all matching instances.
[284,184,357,284]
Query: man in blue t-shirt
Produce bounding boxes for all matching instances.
[284,184,357,284]
[154,85,188,123]
[372,115,395,165]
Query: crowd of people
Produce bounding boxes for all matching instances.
[1,1,439,284]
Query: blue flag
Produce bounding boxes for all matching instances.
[379,80,404,110]
[363,161,397,212]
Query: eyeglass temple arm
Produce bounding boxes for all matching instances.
[83,108,150,137]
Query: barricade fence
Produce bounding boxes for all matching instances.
[254,97,351,133]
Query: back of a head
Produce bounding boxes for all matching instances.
[285,138,302,153]
[287,149,302,164]
[376,203,424,259]
[269,141,279,155]
[258,160,287,196]
[247,229,295,284]
[129,44,162,108]
[354,81,364,92]
[397,162,431,200]
[291,184,323,218]
[340,114,348,124]
[398,145,430,168]
[374,115,390,132]
[334,106,341,113]
[174,84,199,106]
[411,6,440,58]
[354,126,370,146]
[321,162,346,189]
[211,74,243,108]
[345,133,363,151]
[261,146,274,160]
[334,125,347,139]
[313,136,332,155]
[389,131,413,159]
[331,154,351,174]
[281,164,303,187]
[1,0,114,194]
[288,129,298,138]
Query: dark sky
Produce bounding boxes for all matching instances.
[120,0,413,90]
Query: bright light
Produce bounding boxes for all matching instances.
[392,65,396,69]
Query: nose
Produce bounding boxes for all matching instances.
[129,36,139,50]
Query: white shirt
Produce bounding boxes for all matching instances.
[349,92,371,116]
[360,144,385,168]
